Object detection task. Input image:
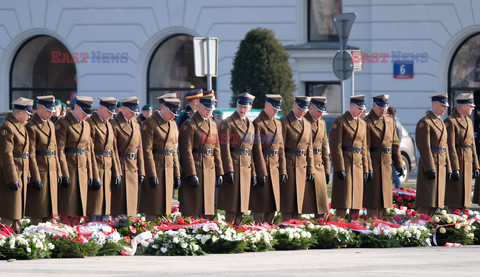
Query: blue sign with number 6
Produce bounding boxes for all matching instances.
[393,61,413,79]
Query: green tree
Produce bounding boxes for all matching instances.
[230,27,295,114]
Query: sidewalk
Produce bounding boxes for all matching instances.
[2,246,480,276]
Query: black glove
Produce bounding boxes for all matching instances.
[57,177,62,187]
[257,176,266,186]
[61,177,71,187]
[148,176,159,188]
[280,174,288,184]
[112,176,121,189]
[174,176,181,190]
[363,173,369,182]
[397,168,405,178]
[336,170,346,180]
[326,174,330,184]
[251,176,257,187]
[8,181,19,191]
[216,175,223,188]
[91,179,102,190]
[31,180,43,191]
[368,170,374,181]
[446,172,452,181]
[225,172,234,184]
[426,170,436,180]
[138,175,145,185]
[187,175,199,187]
[307,173,315,182]
[473,169,480,179]
[452,170,460,181]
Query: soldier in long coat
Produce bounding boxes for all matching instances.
[364,95,403,218]
[179,95,224,219]
[25,96,61,224]
[0,98,32,231]
[303,97,330,218]
[218,93,257,225]
[415,94,452,216]
[280,96,314,221]
[86,97,121,219]
[139,97,181,221]
[110,97,145,216]
[444,93,480,211]
[56,96,99,222]
[250,95,286,224]
[329,95,370,218]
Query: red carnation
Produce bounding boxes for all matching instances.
[412,211,418,216]
[129,225,137,234]
[405,195,411,201]
[53,236,58,240]
[407,203,412,208]
[454,209,461,215]
[396,197,403,203]
[394,193,399,198]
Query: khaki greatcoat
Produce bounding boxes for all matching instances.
[110,112,145,216]
[0,113,30,220]
[25,114,61,218]
[250,110,286,212]
[56,112,97,217]
[217,111,256,213]
[444,108,479,208]
[415,110,452,208]
[178,112,224,216]
[364,112,403,209]
[303,112,330,214]
[280,112,314,214]
[86,112,121,216]
[139,112,180,216]
[329,111,370,210]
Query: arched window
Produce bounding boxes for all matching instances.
[147,34,215,108]
[10,35,77,106]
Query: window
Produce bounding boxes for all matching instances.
[308,0,342,42]
[306,82,341,114]
[147,34,216,109]
[10,35,77,106]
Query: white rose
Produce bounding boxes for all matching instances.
[441,210,447,215]
[293,233,300,239]
[140,241,149,247]
[439,227,446,234]
[465,225,471,232]
[288,234,294,240]
[455,224,461,229]
[26,247,31,253]
[172,237,180,244]
[447,218,452,224]
[180,243,188,249]
[160,247,168,253]
[308,224,314,230]
[193,244,199,251]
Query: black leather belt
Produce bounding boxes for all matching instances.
[153,149,175,155]
[193,148,214,155]
[371,147,392,153]
[66,148,87,154]
[36,150,56,157]
[95,150,112,157]
[285,149,307,156]
[119,152,137,159]
[13,152,29,158]
[313,148,322,154]
[342,147,362,153]
[456,144,472,150]
[263,149,279,156]
[431,147,446,153]
[230,148,251,155]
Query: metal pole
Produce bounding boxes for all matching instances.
[351,71,355,96]
[206,37,212,91]
[340,20,345,114]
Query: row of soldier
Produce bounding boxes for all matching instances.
[0,90,477,232]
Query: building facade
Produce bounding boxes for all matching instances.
[0,0,479,134]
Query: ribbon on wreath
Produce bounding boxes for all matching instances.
[121,231,153,256]
[432,221,469,246]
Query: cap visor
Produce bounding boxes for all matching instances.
[374,103,388,109]
[106,107,117,114]
[45,106,56,112]
[201,103,215,110]
[26,110,33,115]
[354,104,366,110]
[296,103,309,111]
[127,107,140,114]
[168,108,180,116]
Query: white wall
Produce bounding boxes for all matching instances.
[0,0,298,110]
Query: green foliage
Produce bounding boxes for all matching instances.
[50,238,100,258]
[230,27,296,115]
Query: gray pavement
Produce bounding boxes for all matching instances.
[2,246,480,276]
